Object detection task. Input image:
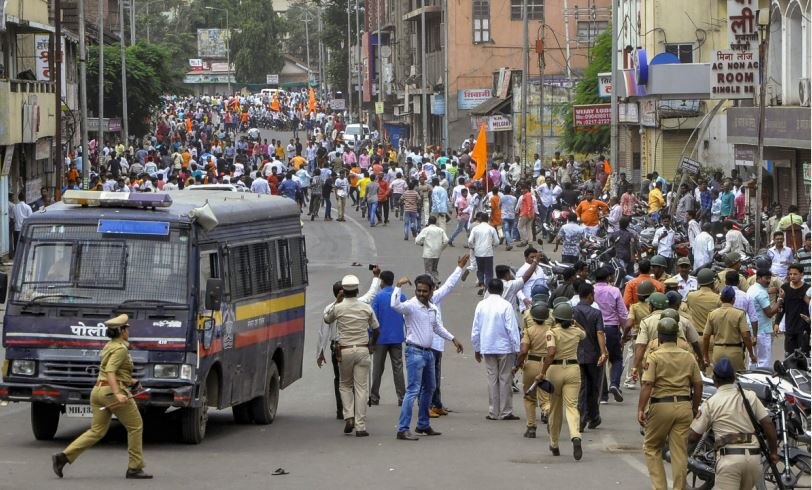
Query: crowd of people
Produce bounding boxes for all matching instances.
[42,91,810,487]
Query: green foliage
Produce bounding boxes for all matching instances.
[558,28,612,154]
[87,43,183,137]
[283,3,319,69]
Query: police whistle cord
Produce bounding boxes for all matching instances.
[736,383,785,490]
[100,388,151,411]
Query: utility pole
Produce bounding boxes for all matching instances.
[97,0,104,156]
[129,0,135,45]
[300,8,312,82]
[346,0,353,123]
[78,0,89,190]
[537,26,545,168]
[442,0,448,150]
[520,0,528,172]
[609,0,618,179]
[420,6,427,147]
[317,5,324,88]
[753,7,772,251]
[120,0,129,145]
[53,0,63,197]
[355,0,362,125]
[377,0,383,143]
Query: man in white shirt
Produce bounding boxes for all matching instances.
[536,176,561,237]
[674,257,698,299]
[719,220,751,256]
[391,274,464,440]
[415,215,450,284]
[652,214,676,271]
[472,279,521,421]
[693,222,715,271]
[250,175,270,195]
[512,248,546,311]
[533,154,542,179]
[467,212,499,295]
[686,210,701,244]
[767,231,794,280]
[11,192,32,234]
[317,270,381,420]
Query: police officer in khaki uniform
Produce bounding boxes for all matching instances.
[650,254,671,282]
[685,268,721,336]
[702,286,757,372]
[717,252,749,292]
[638,317,703,490]
[622,281,655,389]
[535,303,587,460]
[632,294,699,379]
[323,274,380,437]
[52,315,152,479]
[688,357,779,489]
[514,301,552,438]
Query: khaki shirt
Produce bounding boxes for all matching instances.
[641,343,701,397]
[636,312,695,345]
[704,303,749,344]
[98,338,134,385]
[685,287,721,335]
[522,320,550,357]
[323,297,379,346]
[690,383,768,446]
[628,302,650,336]
[717,268,749,292]
[546,323,586,360]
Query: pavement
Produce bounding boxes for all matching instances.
[0,203,661,490]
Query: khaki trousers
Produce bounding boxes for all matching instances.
[712,346,746,372]
[338,346,372,430]
[484,353,516,419]
[518,216,534,243]
[337,196,346,219]
[547,363,581,448]
[714,450,762,489]
[522,358,550,427]
[63,385,145,470]
[643,401,692,490]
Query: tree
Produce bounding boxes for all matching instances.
[87,43,184,138]
[283,2,319,70]
[230,0,286,84]
[558,28,611,154]
[320,0,356,91]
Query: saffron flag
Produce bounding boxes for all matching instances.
[308,87,317,113]
[470,124,488,181]
[271,94,281,112]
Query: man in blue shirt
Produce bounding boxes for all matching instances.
[719,181,735,220]
[370,271,407,406]
[278,171,301,201]
[747,268,784,368]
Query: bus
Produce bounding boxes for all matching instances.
[0,190,307,444]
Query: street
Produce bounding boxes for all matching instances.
[0,209,657,490]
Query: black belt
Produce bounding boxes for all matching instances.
[406,342,431,351]
[650,395,692,404]
[551,359,578,365]
[527,354,544,362]
[718,447,760,456]
[604,325,620,328]
[714,342,743,347]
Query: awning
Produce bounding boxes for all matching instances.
[470,96,511,116]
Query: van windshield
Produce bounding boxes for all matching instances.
[13,224,189,306]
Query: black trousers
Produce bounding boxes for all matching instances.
[578,363,602,426]
[330,342,343,416]
[785,330,811,356]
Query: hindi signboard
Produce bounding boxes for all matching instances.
[329,99,346,111]
[457,89,492,110]
[710,49,759,99]
[728,0,758,51]
[266,74,279,85]
[679,155,701,174]
[572,104,611,126]
[597,72,612,98]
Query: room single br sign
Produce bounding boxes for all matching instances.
[710,50,759,99]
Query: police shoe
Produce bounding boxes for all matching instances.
[587,417,602,429]
[344,418,355,434]
[355,430,369,437]
[523,427,536,438]
[52,452,68,478]
[549,445,560,456]
[125,469,153,479]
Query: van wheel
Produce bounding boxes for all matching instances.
[232,402,253,424]
[31,402,60,440]
[179,380,208,444]
[250,362,279,425]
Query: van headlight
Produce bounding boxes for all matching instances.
[154,364,179,379]
[180,364,193,381]
[11,360,36,376]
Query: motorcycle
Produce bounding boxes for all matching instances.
[544,204,576,243]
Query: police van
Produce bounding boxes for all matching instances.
[0,190,307,443]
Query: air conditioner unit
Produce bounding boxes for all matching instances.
[800,78,811,107]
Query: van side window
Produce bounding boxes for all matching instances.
[229,242,274,299]
[275,240,292,289]
[199,250,220,312]
[288,237,308,286]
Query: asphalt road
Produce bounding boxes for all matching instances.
[0,202,661,490]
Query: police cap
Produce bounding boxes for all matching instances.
[650,255,668,268]
[636,280,655,297]
[657,317,679,335]
[105,314,129,328]
[713,357,736,379]
[552,302,573,322]
[531,303,550,323]
[697,268,716,286]
[647,292,668,310]
[660,308,680,323]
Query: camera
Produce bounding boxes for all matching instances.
[368,264,378,271]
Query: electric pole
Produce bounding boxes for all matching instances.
[97,0,104,155]
[78,0,89,190]
[120,0,129,145]
[609,0,618,180]
[53,0,63,197]
[521,0,528,172]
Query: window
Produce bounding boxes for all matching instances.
[510,0,543,21]
[198,250,220,313]
[472,0,490,43]
[665,44,694,64]
[229,242,273,299]
[288,238,308,287]
[74,242,126,289]
[275,240,292,289]
[576,20,608,43]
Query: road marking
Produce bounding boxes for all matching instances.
[344,213,378,260]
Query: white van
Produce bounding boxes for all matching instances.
[259,88,286,99]
[343,124,370,145]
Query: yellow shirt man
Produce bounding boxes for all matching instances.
[648,187,665,213]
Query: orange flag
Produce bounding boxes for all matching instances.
[271,94,280,112]
[308,87,317,113]
[470,124,488,181]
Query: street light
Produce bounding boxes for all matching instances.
[205,6,232,96]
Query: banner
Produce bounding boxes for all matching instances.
[572,104,611,126]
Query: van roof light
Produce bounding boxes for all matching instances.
[63,190,173,208]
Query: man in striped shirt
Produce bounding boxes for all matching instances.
[400,181,422,241]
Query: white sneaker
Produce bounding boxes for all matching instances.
[623,382,637,390]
